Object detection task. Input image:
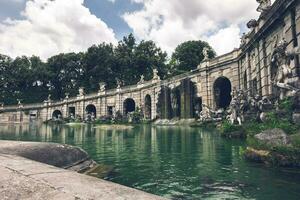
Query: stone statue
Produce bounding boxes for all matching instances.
[47,94,51,101]
[65,93,69,99]
[152,69,161,81]
[247,19,258,29]
[240,33,248,46]
[271,38,300,99]
[200,104,212,122]
[229,97,242,125]
[256,0,271,13]
[138,75,145,85]
[78,87,85,97]
[116,78,123,89]
[99,82,107,93]
[203,47,210,61]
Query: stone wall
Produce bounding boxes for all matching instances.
[0,0,299,123]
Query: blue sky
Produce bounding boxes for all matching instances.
[0,0,260,59]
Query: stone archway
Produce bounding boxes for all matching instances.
[213,77,232,109]
[86,104,97,117]
[124,98,136,115]
[144,94,152,119]
[52,110,63,119]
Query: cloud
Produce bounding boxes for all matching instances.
[0,0,117,60]
[123,0,260,56]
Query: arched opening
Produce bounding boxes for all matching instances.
[124,98,136,115]
[86,104,97,118]
[213,77,232,109]
[244,71,247,90]
[52,110,63,119]
[171,87,181,118]
[144,95,152,119]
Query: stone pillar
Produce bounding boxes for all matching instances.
[180,79,194,119]
[160,86,172,119]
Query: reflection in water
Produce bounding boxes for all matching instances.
[0,124,300,199]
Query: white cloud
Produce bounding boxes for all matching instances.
[0,0,117,60]
[123,0,261,56]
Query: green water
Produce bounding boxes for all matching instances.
[0,124,300,200]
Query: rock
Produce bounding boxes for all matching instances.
[254,128,291,147]
[292,113,300,124]
[0,140,96,172]
[244,147,269,163]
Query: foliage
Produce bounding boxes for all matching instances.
[243,112,299,136]
[219,120,242,134]
[130,107,143,123]
[0,34,170,105]
[169,40,216,76]
[278,97,293,112]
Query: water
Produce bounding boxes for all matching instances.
[0,123,300,200]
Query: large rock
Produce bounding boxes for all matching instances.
[0,140,96,172]
[254,128,291,146]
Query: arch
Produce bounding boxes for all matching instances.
[123,98,136,115]
[213,77,232,109]
[86,104,97,117]
[52,110,63,119]
[144,94,152,119]
[243,71,247,90]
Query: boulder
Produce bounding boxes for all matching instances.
[254,128,291,147]
[0,140,96,172]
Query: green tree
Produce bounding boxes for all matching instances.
[83,43,116,92]
[170,40,216,76]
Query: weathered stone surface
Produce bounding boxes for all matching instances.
[0,154,165,200]
[292,113,300,124]
[254,128,291,146]
[0,140,96,171]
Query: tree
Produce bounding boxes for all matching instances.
[170,40,216,76]
[83,43,116,92]
[47,53,84,100]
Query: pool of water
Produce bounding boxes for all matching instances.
[0,123,300,199]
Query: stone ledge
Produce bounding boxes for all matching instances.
[0,154,166,200]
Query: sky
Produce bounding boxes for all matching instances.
[0,0,262,60]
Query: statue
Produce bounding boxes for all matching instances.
[256,0,271,13]
[247,19,258,29]
[99,82,106,93]
[78,87,85,97]
[240,33,249,46]
[203,47,210,61]
[138,75,145,85]
[47,94,52,101]
[229,97,242,125]
[116,78,123,89]
[271,38,300,99]
[65,93,69,99]
[152,69,161,82]
[200,104,212,122]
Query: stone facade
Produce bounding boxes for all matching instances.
[0,0,299,123]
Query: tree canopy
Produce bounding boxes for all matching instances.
[169,40,216,76]
[0,35,215,105]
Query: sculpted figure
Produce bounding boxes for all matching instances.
[116,78,123,89]
[78,87,85,97]
[229,97,242,125]
[271,38,300,99]
[203,47,210,61]
[256,0,271,13]
[138,75,145,85]
[200,104,212,122]
[99,82,106,92]
[152,69,161,81]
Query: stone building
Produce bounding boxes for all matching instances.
[0,0,299,123]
